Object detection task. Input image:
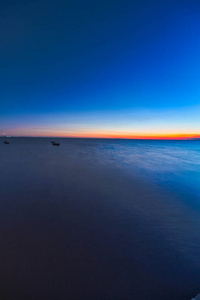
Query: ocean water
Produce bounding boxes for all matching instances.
[0,138,200,300]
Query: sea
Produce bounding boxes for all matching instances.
[0,138,200,300]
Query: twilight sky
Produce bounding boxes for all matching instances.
[1,0,200,138]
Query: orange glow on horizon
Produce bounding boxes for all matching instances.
[8,131,200,140]
[51,133,200,140]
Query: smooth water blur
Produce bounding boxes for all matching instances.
[0,138,200,300]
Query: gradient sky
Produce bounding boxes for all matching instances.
[1,0,200,138]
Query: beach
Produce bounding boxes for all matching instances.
[0,138,200,299]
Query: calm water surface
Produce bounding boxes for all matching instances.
[0,138,200,299]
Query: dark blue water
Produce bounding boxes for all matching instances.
[0,138,200,300]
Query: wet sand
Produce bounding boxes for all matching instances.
[0,138,200,299]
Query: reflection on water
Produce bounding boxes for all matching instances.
[0,138,200,300]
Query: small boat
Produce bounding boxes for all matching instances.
[4,141,9,144]
[51,141,60,146]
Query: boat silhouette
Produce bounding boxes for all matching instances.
[51,141,60,146]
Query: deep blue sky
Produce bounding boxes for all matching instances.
[1,0,200,137]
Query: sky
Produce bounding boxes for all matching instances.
[0,0,200,138]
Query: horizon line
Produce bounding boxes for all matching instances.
[1,135,200,140]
